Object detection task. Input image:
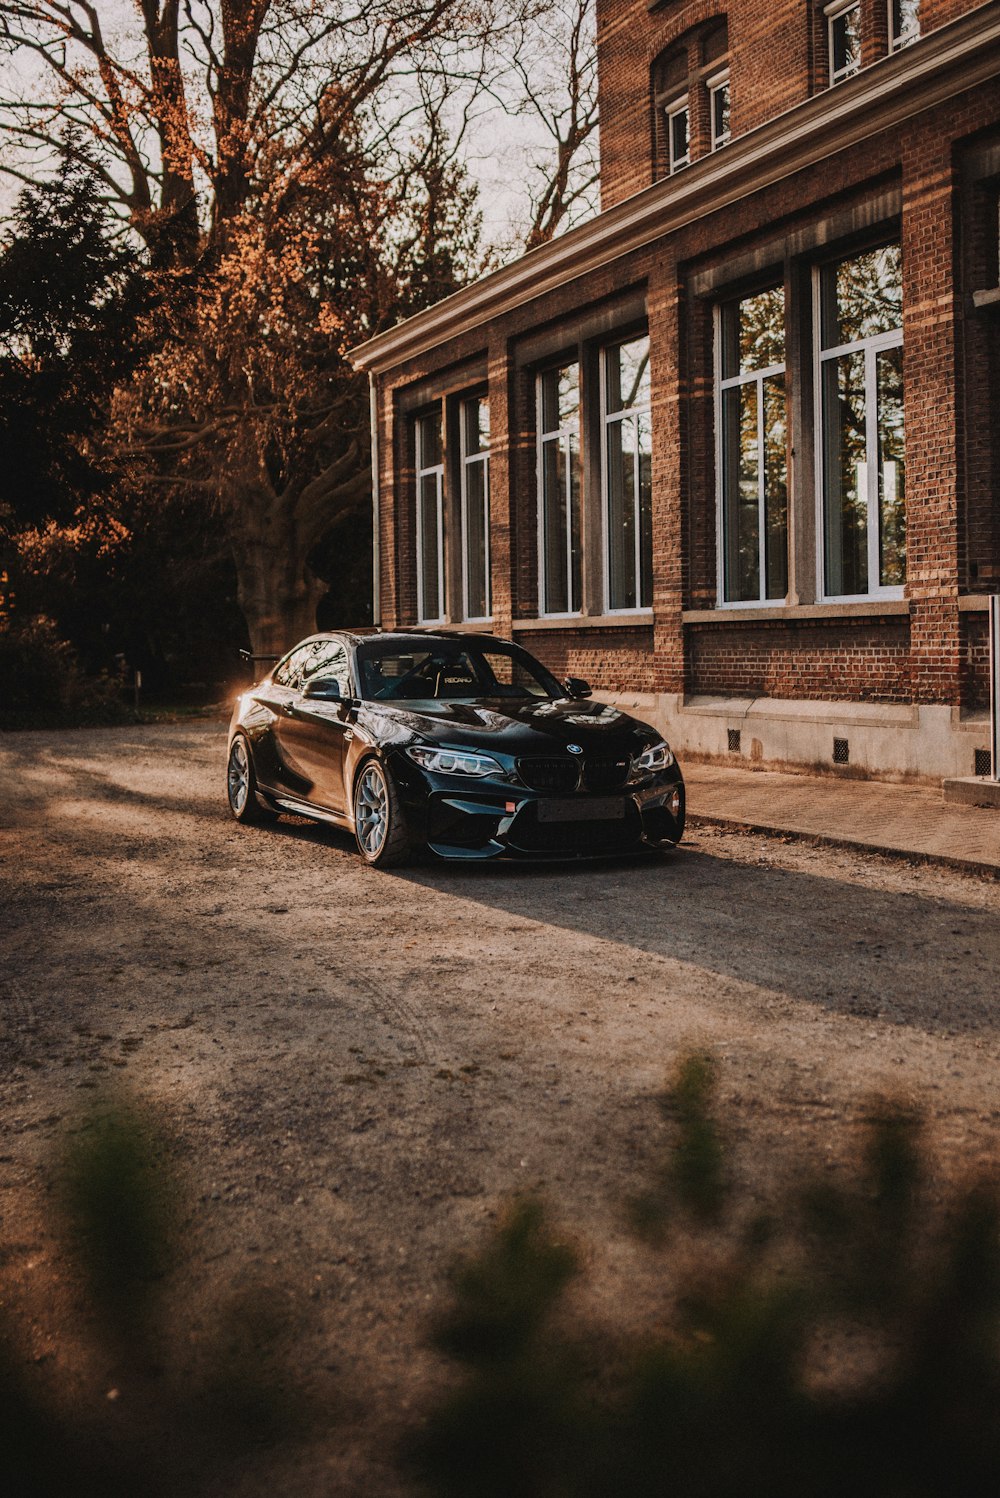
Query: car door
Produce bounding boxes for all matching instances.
[250,642,318,794]
[272,640,353,813]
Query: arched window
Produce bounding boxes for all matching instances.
[651,18,730,180]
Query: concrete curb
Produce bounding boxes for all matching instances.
[685,811,1000,881]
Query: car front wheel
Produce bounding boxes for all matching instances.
[353,759,412,867]
[227,734,274,824]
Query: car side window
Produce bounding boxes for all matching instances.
[272,643,315,688]
[303,642,350,695]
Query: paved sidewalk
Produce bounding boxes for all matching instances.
[683,761,1000,876]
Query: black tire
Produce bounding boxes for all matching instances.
[226,734,275,824]
[353,758,413,867]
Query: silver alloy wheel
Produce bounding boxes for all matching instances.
[228,737,250,815]
[355,763,389,857]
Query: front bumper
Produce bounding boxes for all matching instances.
[392,757,685,861]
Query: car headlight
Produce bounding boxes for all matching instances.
[405,745,505,778]
[632,739,675,774]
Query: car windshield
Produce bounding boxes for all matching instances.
[356,639,563,703]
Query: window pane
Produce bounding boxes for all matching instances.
[763,374,788,600]
[892,0,919,45]
[464,459,489,618]
[606,419,637,611]
[638,409,653,607]
[831,5,860,78]
[606,337,650,413]
[419,473,441,617]
[822,246,902,348]
[823,350,868,596]
[541,364,578,433]
[722,288,784,378]
[418,411,442,468]
[877,346,906,587]
[670,104,689,168]
[568,433,581,612]
[464,395,489,455]
[712,81,730,146]
[722,384,760,601]
[542,439,568,614]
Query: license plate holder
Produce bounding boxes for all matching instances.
[537,796,626,823]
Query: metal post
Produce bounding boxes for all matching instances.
[369,372,381,629]
[991,594,1000,782]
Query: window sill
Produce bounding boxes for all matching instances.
[682,600,910,623]
[424,619,497,634]
[512,612,654,632]
[972,286,1000,313]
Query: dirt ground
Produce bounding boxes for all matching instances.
[2,720,1000,1493]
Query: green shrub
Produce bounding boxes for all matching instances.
[413,1057,1000,1498]
[0,615,128,727]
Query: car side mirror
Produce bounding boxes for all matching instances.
[564,676,592,699]
[302,677,346,702]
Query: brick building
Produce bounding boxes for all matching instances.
[350,0,1000,781]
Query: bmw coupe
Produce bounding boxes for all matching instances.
[226,631,685,866]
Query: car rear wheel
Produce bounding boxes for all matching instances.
[354,759,412,867]
[227,735,274,824]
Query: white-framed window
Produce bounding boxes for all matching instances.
[709,71,731,151]
[826,0,861,84]
[889,0,920,50]
[601,336,653,612]
[537,363,581,616]
[460,393,490,621]
[716,288,788,605]
[815,244,905,600]
[666,97,690,173]
[415,409,445,623]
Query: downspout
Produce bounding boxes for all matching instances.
[369,372,381,628]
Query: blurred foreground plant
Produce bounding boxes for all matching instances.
[0,1090,308,1498]
[411,1054,1000,1498]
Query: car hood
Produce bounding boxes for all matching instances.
[358,696,660,756]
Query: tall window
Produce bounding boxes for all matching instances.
[826,0,861,83]
[717,288,788,604]
[537,364,581,616]
[460,394,490,621]
[889,0,919,49]
[415,410,444,622]
[817,245,905,598]
[603,337,653,611]
[709,72,731,150]
[667,98,690,173]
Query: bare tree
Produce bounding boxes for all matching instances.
[0,0,510,263]
[504,0,599,251]
[0,0,601,652]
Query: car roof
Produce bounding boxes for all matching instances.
[297,629,515,650]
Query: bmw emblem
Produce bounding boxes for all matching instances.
[567,743,583,755]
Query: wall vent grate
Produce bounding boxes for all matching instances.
[833,737,850,765]
[727,728,741,753]
[975,747,992,778]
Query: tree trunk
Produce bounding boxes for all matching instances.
[231,531,328,659]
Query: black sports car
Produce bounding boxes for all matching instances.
[226,631,684,866]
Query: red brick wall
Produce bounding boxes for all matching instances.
[687,618,913,701]
[597,0,992,209]
[961,611,992,711]
[515,628,656,693]
[374,69,999,718]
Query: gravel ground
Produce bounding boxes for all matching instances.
[2,720,1000,1493]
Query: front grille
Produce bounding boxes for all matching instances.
[517,756,580,792]
[582,756,631,792]
[510,801,643,855]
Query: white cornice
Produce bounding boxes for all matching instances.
[350,3,1000,375]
